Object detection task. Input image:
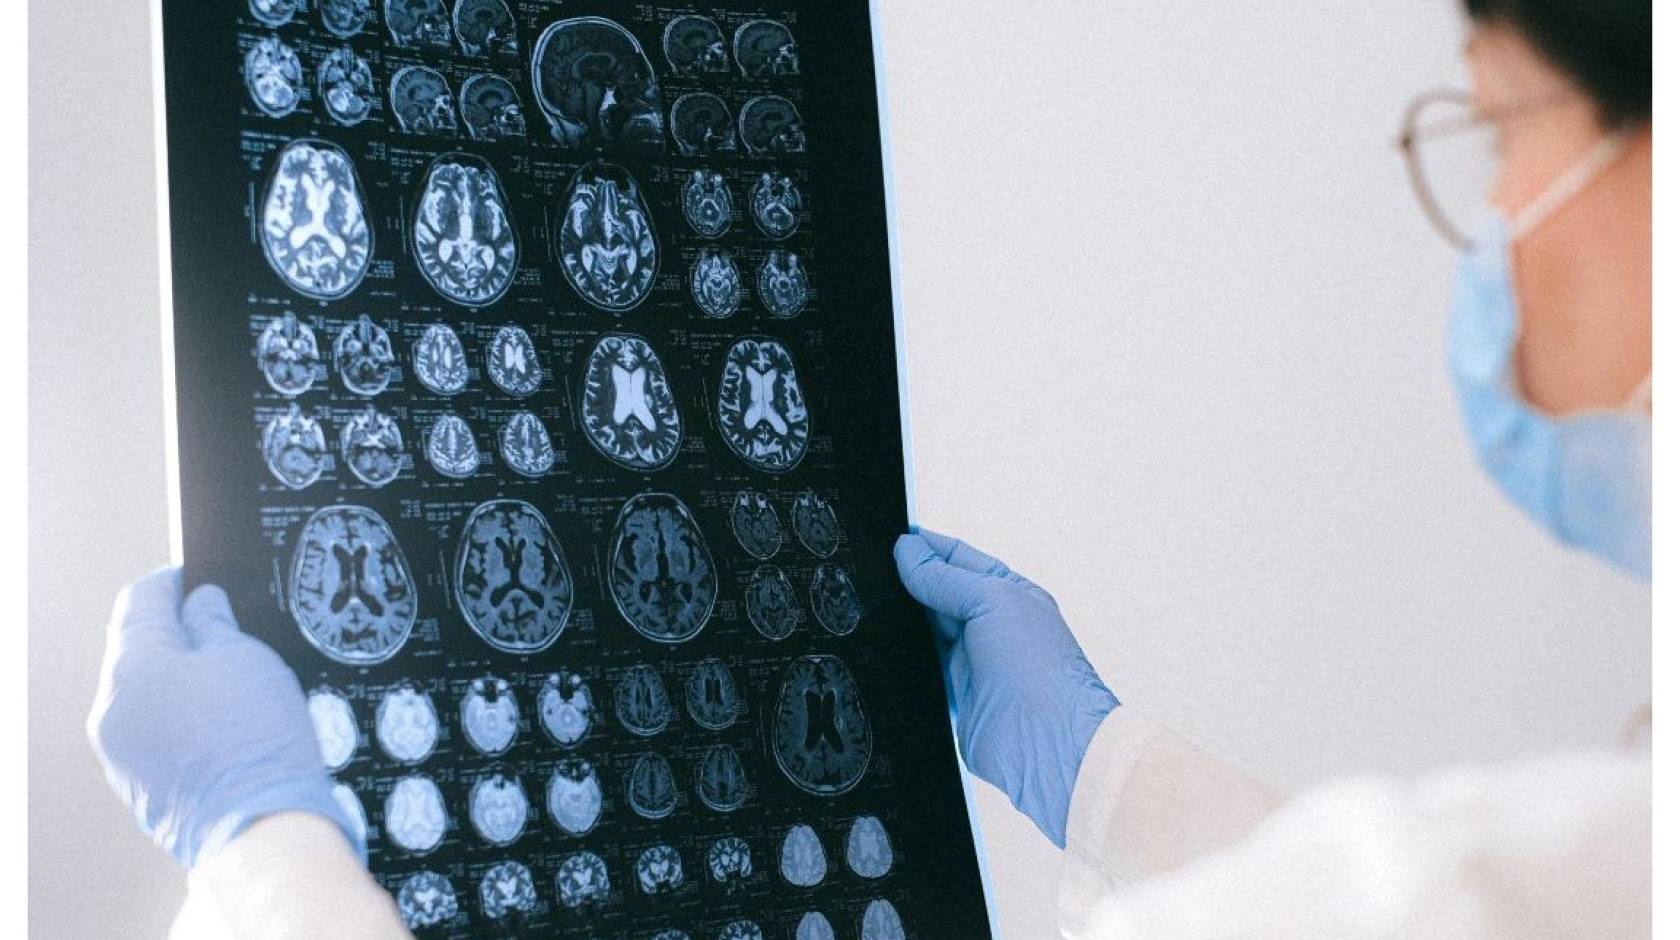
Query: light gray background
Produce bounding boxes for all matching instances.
[30,2,1650,938]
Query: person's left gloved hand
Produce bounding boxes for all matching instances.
[86,567,362,868]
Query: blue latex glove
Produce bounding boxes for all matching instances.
[86,567,363,868]
[894,530,1119,848]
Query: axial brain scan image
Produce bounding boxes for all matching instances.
[757,250,810,318]
[554,851,611,909]
[384,0,452,49]
[318,0,371,38]
[334,315,394,396]
[730,491,783,559]
[376,683,439,764]
[739,95,806,156]
[547,757,603,835]
[663,14,728,76]
[459,74,527,142]
[779,823,827,888]
[716,337,810,472]
[308,687,359,770]
[412,323,469,395]
[454,0,518,57]
[773,655,873,796]
[425,413,480,479]
[750,173,803,240]
[413,156,519,306]
[390,65,459,136]
[261,140,372,301]
[636,844,684,895]
[810,563,864,636]
[460,675,519,755]
[261,403,327,490]
[719,921,765,940]
[695,743,749,812]
[685,657,740,731]
[670,93,737,156]
[468,772,529,845]
[706,837,753,887]
[846,815,894,879]
[289,505,417,665]
[384,774,449,854]
[531,17,663,151]
[339,404,404,487]
[557,162,658,311]
[580,334,682,471]
[796,912,837,940]
[486,325,541,397]
[498,411,556,477]
[396,871,458,930]
[478,861,537,920]
[614,663,673,735]
[692,248,743,319]
[244,36,301,118]
[860,899,906,940]
[248,0,296,27]
[681,170,734,238]
[792,491,840,556]
[625,751,678,820]
[734,19,799,77]
[317,46,375,126]
[256,312,319,396]
[538,672,593,746]
[607,493,718,643]
[455,499,574,653]
[745,564,800,640]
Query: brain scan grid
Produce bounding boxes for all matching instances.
[173,2,991,934]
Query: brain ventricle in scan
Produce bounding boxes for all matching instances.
[557,162,658,311]
[716,337,811,472]
[261,140,372,301]
[579,334,682,470]
[289,506,417,665]
[455,499,574,653]
[607,493,718,643]
[772,655,873,796]
[412,154,519,306]
[531,17,664,151]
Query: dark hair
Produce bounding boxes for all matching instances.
[1464,0,1651,125]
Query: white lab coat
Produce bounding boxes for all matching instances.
[1057,709,1651,939]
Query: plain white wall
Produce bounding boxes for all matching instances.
[29,2,1650,938]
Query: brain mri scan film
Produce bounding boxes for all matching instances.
[256,312,320,397]
[579,334,682,471]
[779,824,827,888]
[389,65,459,136]
[651,931,692,940]
[468,772,530,845]
[331,782,369,846]
[557,162,658,312]
[244,36,301,118]
[696,743,749,813]
[846,815,894,879]
[681,170,734,238]
[318,0,371,38]
[716,337,810,472]
[750,173,802,240]
[412,323,469,395]
[425,413,481,479]
[554,851,611,909]
[261,140,372,301]
[662,14,728,76]
[745,564,799,640]
[289,506,417,665]
[376,683,440,764]
[635,844,684,895]
[733,19,799,77]
[459,73,527,142]
[530,17,663,151]
[316,46,375,126]
[739,95,806,156]
[478,860,537,920]
[684,657,740,731]
[485,326,541,397]
[396,871,459,930]
[773,656,872,796]
[384,0,452,49]
[308,687,359,770]
[248,0,296,27]
[261,403,327,490]
[691,248,743,319]
[670,93,736,156]
[730,491,783,559]
[537,672,593,746]
[706,837,753,887]
[756,250,809,318]
[339,404,404,487]
[455,499,574,653]
[792,491,840,557]
[460,675,519,755]
[719,921,765,940]
[333,315,395,396]
[546,757,603,835]
[607,493,718,644]
[796,912,837,940]
[413,155,519,306]
[625,751,678,819]
[384,774,449,854]
[614,663,673,735]
[810,563,863,636]
[860,899,906,940]
[454,0,518,57]
[497,411,556,477]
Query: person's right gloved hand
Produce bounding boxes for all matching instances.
[893,530,1119,848]
[86,567,363,868]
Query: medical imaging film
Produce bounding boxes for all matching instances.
[158,1,989,936]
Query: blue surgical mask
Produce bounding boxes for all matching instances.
[1447,133,1651,580]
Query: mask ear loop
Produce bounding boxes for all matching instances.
[1507,130,1631,241]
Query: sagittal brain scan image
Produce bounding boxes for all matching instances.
[546,758,603,835]
[685,657,740,731]
[498,411,556,477]
[707,837,753,887]
[792,491,840,557]
[261,403,327,490]
[384,0,452,49]
[485,325,541,397]
[339,404,404,487]
[249,0,296,27]
[289,505,417,665]
[316,46,375,126]
[261,140,372,301]
[531,17,664,151]
[244,36,301,118]
[308,687,359,770]
[554,851,611,909]
[734,19,799,77]
[739,95,806,156]
[580,334,682,471]
[454,0,518,57]
[626,751,678,819]
[773,655,873,796]
[757,250,809,318]
[455,499,574,653]
[479,861,537,920]
[460,675,519,755]
[396,871,458,930]
[696,743,749,812]
[663,14,728,76]
[635,844,684,895]
[385,774,449,854]
[614,663,674,735]
[412,322,469,395]
[607,493,718,643]
[318,0,371,38]
[468,772,529,845]
[779,823,827,888]
[796,912,837,940]
[670,93,737,156]
[751,173,803,240]
[376,683,439,764]
[413,155,519,306]
[860,899,906,940]
[256,312,319,396]
[846,815,894,879]
[425,413,480,479]
[745,564,799,640]
[332,782,369,846]
[459,74,527,142]
[716,337,810,472]
[390,65,459,136]
[731,491,783,559]
[691,248,743,319]
[538,672,593,746]
[557,162,658,312]
[810,563,863,636]
[334,315,395,396]
[681,170,733,238]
